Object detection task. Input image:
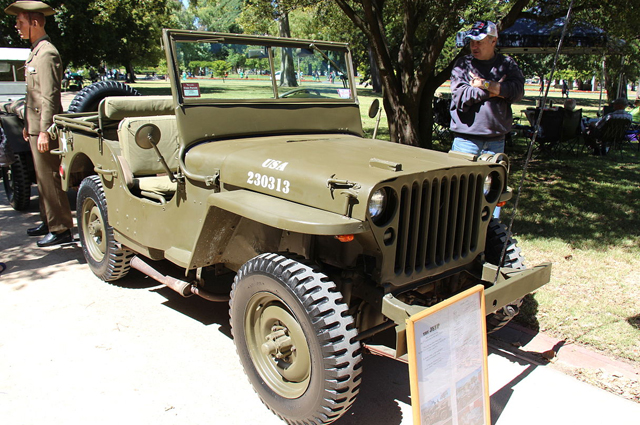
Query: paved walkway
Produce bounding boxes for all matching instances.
[61,90,77,110]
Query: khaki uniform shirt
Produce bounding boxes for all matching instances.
[25,35,63,135]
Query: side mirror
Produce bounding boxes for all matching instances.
[368,99,380,119]
[134,123,176,182]
[135,123,161,149]
[368,99,382,139]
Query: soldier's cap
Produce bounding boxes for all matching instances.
[4,1,56,16]
[465,21,498,41]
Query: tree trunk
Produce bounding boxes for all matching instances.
[126,62,136,83]
[278,13,297,88]
[368,47,381,94]
[385,98,421,146]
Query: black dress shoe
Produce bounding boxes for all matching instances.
[27,223,49,237]
[37,230,72,247]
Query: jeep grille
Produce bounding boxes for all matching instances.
[394,173,484,276]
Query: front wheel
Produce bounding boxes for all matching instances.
[77,176,132,281]
[485,218,526,333]
[230,253,362,424]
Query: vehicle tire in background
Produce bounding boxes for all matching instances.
[67,81,140,113]
[77,175,133,281]
[485,218,526,333]
[2,152,34,211]
[230,253,362,424]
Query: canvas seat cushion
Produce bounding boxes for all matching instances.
[100,96,174,121]
[117,115,179,176]
[133,175,177,196]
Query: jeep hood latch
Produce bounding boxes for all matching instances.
[328,175,361,217]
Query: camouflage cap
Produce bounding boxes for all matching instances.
[4,1,56,16]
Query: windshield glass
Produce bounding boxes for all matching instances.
[173,38,353,102]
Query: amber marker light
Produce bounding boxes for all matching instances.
[496,201,507,207]
[335,235,354,243]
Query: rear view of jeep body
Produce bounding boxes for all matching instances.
[53,30,550,425]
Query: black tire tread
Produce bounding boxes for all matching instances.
[77,176,133,281]
[67,81,140,113]
[2,152,33,211]
[230,253,362,425]
[485,218,526,333]
[484,218,525,270]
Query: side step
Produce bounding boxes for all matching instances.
[130,256,230,302]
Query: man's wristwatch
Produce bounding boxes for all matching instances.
[483,81,491,90]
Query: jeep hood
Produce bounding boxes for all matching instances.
[184,134,497,220]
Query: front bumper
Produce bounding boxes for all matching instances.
[380,261,552,357]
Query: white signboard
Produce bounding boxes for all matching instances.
[406,285,490,425]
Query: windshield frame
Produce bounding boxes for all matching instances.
[163,29,358,106]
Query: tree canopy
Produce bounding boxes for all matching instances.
[1,0,638,144]
[0,0,178,81]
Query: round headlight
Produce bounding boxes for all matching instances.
[369,189,387,219]
[484,175,493,196]
[484,171,502,203]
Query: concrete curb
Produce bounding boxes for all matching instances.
[490,322,640,381]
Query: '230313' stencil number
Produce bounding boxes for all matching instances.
[247,171,290,194]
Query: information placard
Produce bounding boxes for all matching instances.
[406,285,490,425]
[181,82,201,98]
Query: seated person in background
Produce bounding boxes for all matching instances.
[585,98,633,155]
[563,98,576,112]
[630,98,640,123]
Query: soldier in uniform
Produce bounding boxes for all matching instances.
[5,1,73,247]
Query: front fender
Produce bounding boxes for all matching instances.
[208,189,369,235]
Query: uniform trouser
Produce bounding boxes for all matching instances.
[28,135,73,233]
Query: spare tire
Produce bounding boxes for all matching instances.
[67,81,141,113]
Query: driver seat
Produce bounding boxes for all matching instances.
[116,115,179,202]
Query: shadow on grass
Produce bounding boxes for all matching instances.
[503,146,640,250]
[518,95,607,110]
[628,315,640,330]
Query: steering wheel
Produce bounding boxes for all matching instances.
[281,88,322,98]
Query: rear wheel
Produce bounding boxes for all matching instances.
[485,218,526,333]
[2,152,33,211]
[230,253,362,424]
[77,176,132,281]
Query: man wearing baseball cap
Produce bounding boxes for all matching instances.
[449,20,524,156]
[5,1,73,247]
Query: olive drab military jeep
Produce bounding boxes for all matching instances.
[51,30,551,424]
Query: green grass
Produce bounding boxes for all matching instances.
[130,78,640,364]
[504,147,640,363]
[131,76,351,100]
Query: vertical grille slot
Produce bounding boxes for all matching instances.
[394,186,409,274]
[394,172,484,277]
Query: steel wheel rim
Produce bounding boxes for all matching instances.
[81,198,105,262]
[4,168,14,198]
[245,291,312,399]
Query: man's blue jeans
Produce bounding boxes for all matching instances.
[452,136,505,218]
[452,136,504,155]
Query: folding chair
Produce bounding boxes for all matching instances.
[531,108,563,154]
[593,117,632,158]
[554,108,583,156]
